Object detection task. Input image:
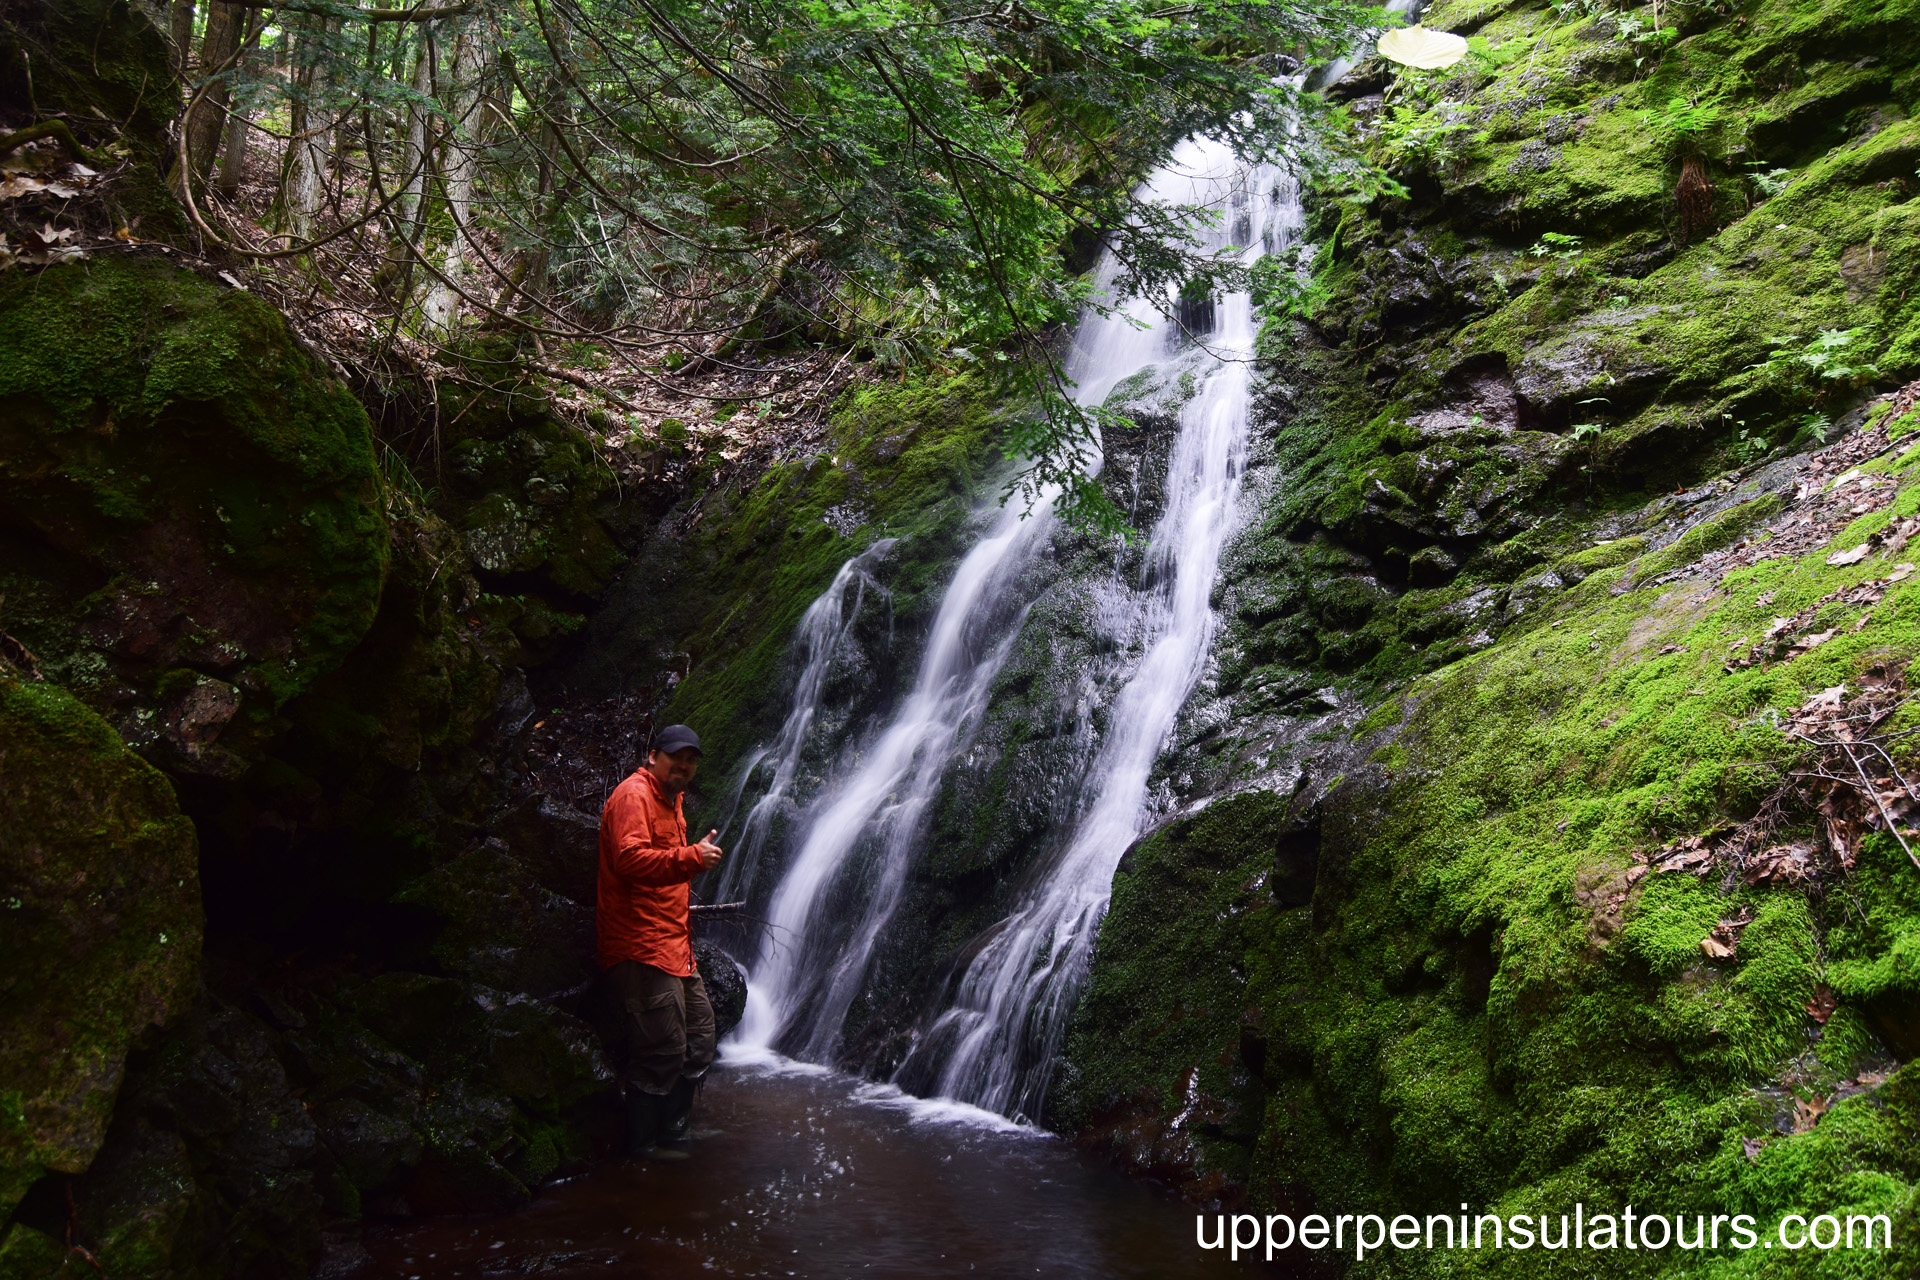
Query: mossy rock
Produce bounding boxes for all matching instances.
[0,257,387,769]
[0,0,186,239]
[0,673,200,1222]
[1069,425,1920,1271]
[566,370,1006,783]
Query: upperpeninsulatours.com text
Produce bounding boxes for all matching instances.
[1197,1205,1895,1263]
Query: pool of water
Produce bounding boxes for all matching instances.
[366,1052,1297,1278]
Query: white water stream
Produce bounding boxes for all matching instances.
[729,131,1303,1120]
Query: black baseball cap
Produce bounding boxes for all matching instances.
[653,724,702,756]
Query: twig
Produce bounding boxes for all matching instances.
[1840,741,1920,871]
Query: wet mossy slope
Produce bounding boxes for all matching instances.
[1066,0,1920,1272]
[1197,0,1920,744]
[1071,434,1920,1273]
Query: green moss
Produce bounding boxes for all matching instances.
[0,257,387,712]
[1072,404,1920,1273]
[0,673,200,1222]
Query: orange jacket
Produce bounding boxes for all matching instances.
[596,768,704,976]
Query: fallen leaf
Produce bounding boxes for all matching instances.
[1791,1095,1830,1134]
[1806,983,1836,1024]
[1744,842,1817,885]
[1888,563,1917,583]
[1805,685,1847,710]
[1699,933,1737,959]
[1660,644,1687,654]
[1742,1136,1765,1163]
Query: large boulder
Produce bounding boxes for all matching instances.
[0,257,388,776]
[0,672,200,1221]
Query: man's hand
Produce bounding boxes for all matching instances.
[695,830,724,871]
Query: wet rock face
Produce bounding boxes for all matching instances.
[14,961,623,1273]
[0,675,200,1222]
[696,943,749,1041]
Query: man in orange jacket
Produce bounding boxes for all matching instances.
[597,723,723,1160]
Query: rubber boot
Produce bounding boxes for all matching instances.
[640,1090,690,1162]
[660,1077,696,1148]
[623,1087,658,1160]
[666,1076,723,1141]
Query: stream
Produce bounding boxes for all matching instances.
[366,1053,1294,1279]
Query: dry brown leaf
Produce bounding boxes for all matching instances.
[1806,983,1837,1024]
[1744,842,1816,885]
[1791,1095,1830,1134]
[1826,544,1872,566]
[1742,1136,1765,1163]
[1699,908,1754,959]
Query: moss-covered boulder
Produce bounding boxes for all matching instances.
[0,257,387,773]
[0,672,200,1222]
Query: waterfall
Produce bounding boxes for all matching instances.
[710,539,896,908]
[897,136,1301,1118]
[1311,0,1423,92]
[730,503,1055,1061]
[728,130,1302,1121]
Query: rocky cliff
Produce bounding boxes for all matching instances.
[1057,0,1920,1272]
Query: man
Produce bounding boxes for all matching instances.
[597,723,723,1160]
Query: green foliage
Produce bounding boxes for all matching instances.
[1378,69,1475,173]
[1528,230,1585,261]
[223,0,1378,530]
[1465,34,1523,71]
[1727,421,1770,464]
[1641,91,1729,159]
[1749,329,1882,399]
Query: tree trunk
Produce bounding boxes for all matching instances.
[510,77,566,315]
[169,0,196,78]
[419,21,493,332]
[375,27,436,298]
[214,11,262,199]
[281,14,336,241]
[186,0,242,181]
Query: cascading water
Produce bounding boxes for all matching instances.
[710,539,895,909]
[896,136,1301,1118]
[728,129,1302,1121]
[1311,0,1422,91]
[730,503,1054,1062]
